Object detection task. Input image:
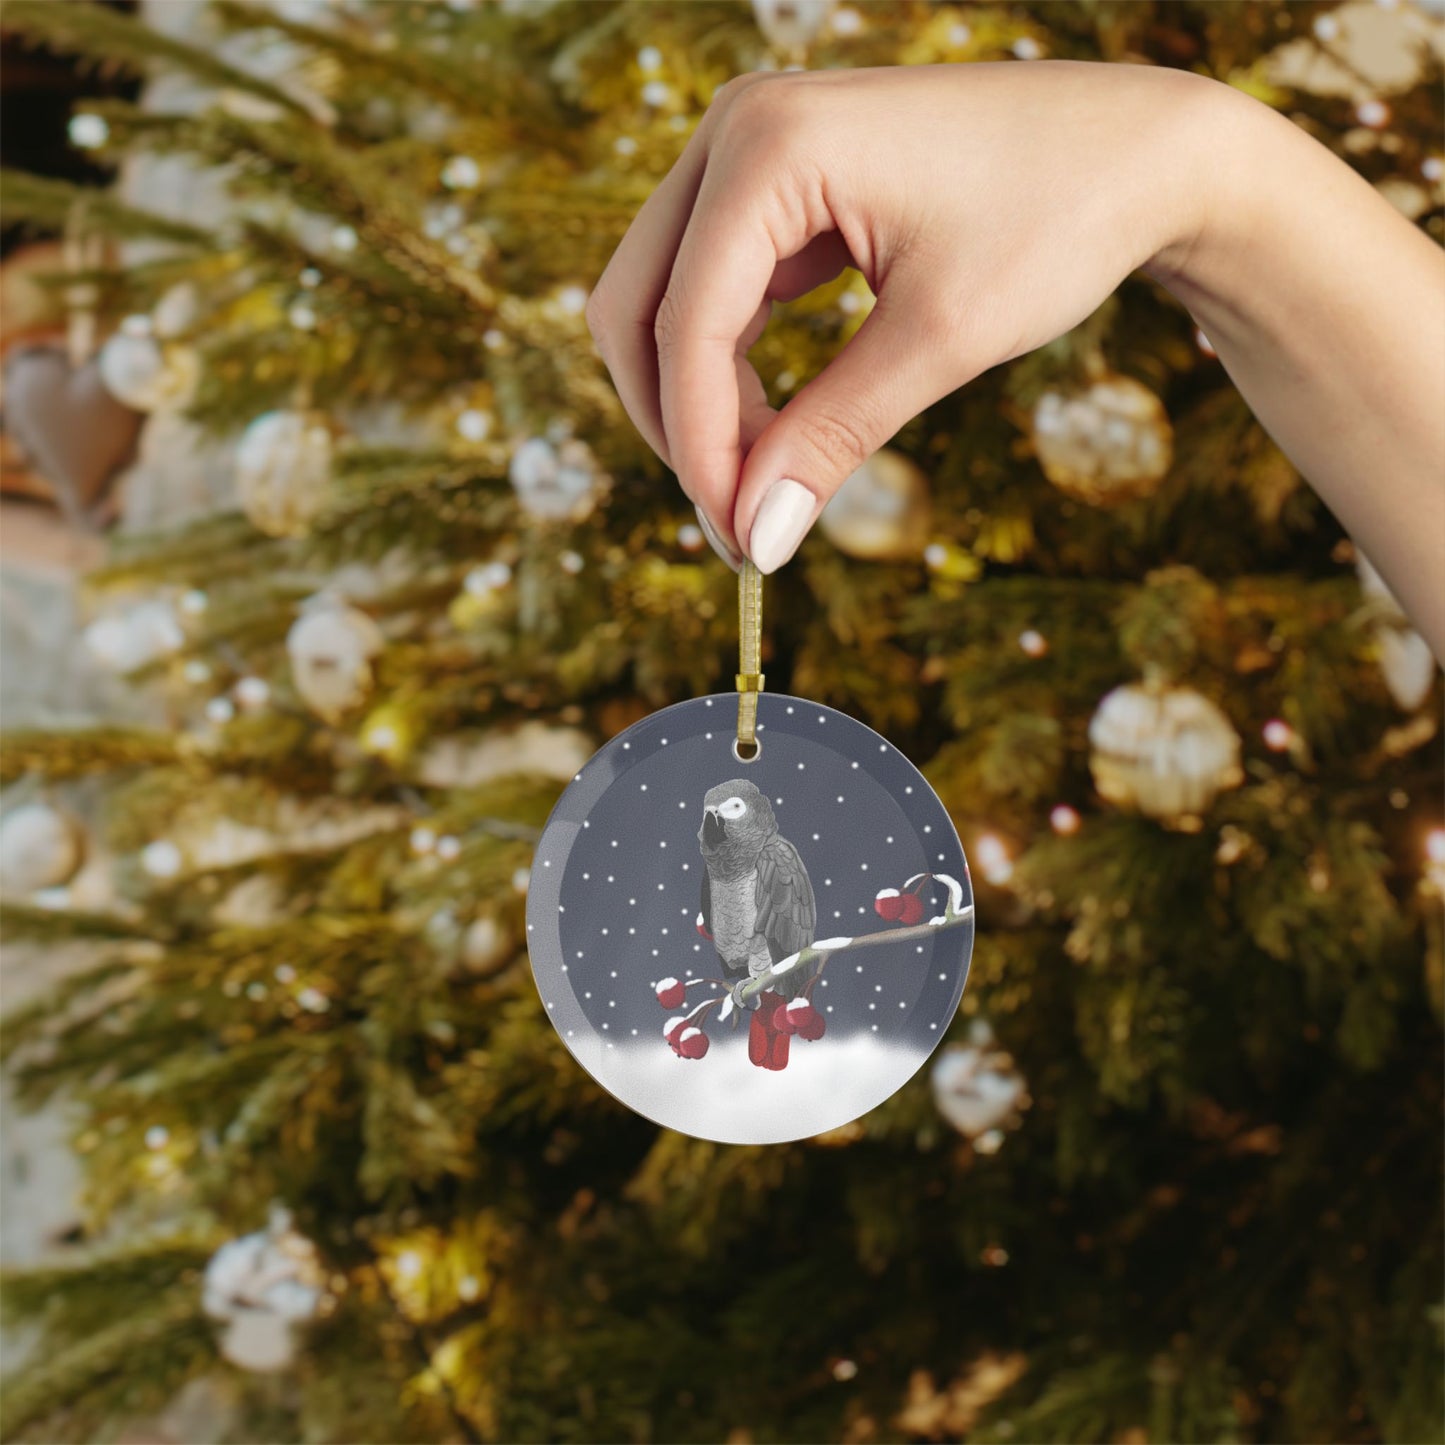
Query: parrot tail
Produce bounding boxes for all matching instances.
[748,990,790,1071]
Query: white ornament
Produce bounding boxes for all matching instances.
[456,408,492,442]
[68,113,109,149]
[234,676,271,711]
[84,599,184,674]
[1088,682,1243,823]
[931,1022,1029,1141]
[141,839,184,879]
[98,331,198,412]
[464,561,512,595]
[236,411,334,538]
[203,1207,325,1374]
[0,803,84,894]
[441,155,482,190]
[462,915,512,975]
[818,448,932,561]
[1032,374,1173,505]
[152,283,199,340]
[751,0,835,54]
[286,597,384,722]
[508,435,604,521]
[1356,553,1437,710]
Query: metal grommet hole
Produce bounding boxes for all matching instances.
[732,736,761,764]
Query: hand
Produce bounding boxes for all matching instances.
[585,61,1222,572]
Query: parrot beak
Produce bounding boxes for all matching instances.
[701,808,727,849]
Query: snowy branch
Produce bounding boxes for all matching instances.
[734,873,973,1006]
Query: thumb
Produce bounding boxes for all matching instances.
[733,282,966,574]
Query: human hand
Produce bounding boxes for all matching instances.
[585,61,1224,572]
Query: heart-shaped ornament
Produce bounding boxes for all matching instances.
[3,345,143,527]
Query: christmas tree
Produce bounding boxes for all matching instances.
[2,2,1442,1441]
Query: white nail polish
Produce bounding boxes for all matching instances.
[694,506,742,571]
[748,478,817,575]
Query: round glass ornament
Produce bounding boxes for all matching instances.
[527,693,975,1145]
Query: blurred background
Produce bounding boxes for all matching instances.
[0,2,1441,1442]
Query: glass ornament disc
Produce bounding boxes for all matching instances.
[526,693,975,1145]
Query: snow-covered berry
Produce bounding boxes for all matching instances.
[664,1017,688,1053]
[655,977,686,1008]
[896,893,925,926]
[677,1027,709,1060]
[773,1002,798,1035]
[874,888,903,921]
[785,998,826,1041]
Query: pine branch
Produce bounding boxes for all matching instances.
[0,170,212,248]
[210,0,574,150]
[2,0,309,116]
[0,1277,213,1441]
[0,727,179,784]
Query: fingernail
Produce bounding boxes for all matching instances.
[748,478,817,575]
[694,505,742,571]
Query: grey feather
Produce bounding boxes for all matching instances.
[754,834,816,964]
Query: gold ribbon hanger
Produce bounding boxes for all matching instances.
[736,559,763,758]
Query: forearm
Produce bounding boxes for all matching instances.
[1144,80,1445,659]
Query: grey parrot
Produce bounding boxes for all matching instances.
[696,778,816,1070]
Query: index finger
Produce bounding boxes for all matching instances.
[656,158,798,549]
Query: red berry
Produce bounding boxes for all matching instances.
[773,1004,798,1035]
[795,1009,826,1042]
[664,1017,688,1053]
[678,1027,709,1059]
[874,890,904,921]
[655,977,686,1008]
[896,893,925,926]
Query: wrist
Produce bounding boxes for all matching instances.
[1140,73,1266,293]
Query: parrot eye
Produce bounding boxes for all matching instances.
[717,797,747,820]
